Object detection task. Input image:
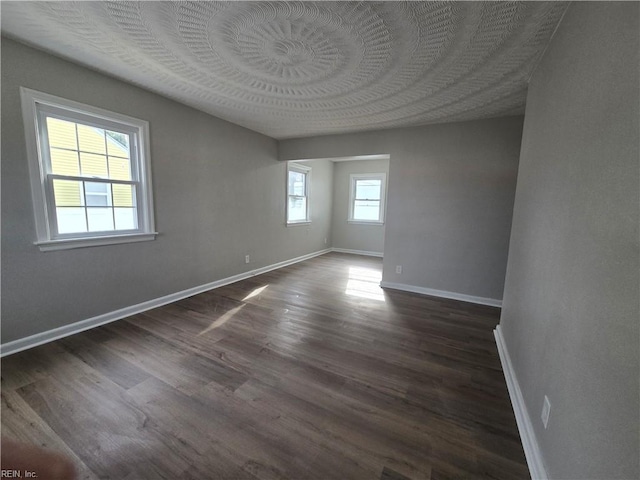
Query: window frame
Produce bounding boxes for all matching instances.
[20,87,157,251]
[348,173,387,225]
[286,162,311,225]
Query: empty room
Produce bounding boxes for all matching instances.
[1,2,638,479]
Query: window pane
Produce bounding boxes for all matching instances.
[355,179,381,200]
[106,131,130,158]
[108,156,132,181]
[77,124,106,154]
[353,200,380,221]
[288,197,307,222]
[80,152,108,177]
[56,207,87,234]
[288,170,306,196]
[112,183,134,207]
[28,90,154,243]
[114,208,137,230]
[46,117,77,150]
[84,182,111,207]
[87,207,114,232]
[53,179,83,207]
[50,148,79,176]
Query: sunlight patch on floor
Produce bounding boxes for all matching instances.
[242,284,269,301]
[198,304,245,336]
[345,266,385,302]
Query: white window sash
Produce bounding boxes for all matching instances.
[348,173,387,224]
[45,174,142,239]
[21,87,156,249]
[286,163,311,224]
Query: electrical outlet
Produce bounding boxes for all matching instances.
[324,237,327,244]
[395,265,402,274]
[245,255,250,264]
[541,395,551,429]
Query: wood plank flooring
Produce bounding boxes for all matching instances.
[1,253,528,479]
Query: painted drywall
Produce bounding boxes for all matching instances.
[280,116,523,301]
[499,3,639,479]
[331,159,390,254]
[1,38,332,344]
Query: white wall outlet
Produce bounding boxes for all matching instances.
[395,265,402,274]
[245,255,250,264]
[541,395,551,429]
[324,237,327,244]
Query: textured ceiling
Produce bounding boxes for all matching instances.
[1,1,568,139]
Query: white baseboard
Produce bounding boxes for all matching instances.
[494,325,548,480]
[379,281,502,307]
[330,247,383,258]
[0,248,331,357]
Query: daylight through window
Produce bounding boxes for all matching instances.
[349,173,386,223]
[21,88,156,250]
[287,163,311,224]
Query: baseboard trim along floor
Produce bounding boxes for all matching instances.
[330,247,384,257]
[0,248,332,357]
[494,324,549,480]
[379,281,502,308]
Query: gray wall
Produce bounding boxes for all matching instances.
[281,116,523,301]
[499,3,639,479]
[331,159,389,254]
[1,38,332,344]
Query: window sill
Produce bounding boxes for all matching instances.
[35,232,158,251]
[347,220,385,225]
[286,221,311,227]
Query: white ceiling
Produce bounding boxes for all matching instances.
[1,1,568,139]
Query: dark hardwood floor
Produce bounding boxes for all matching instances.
[1,253,528,479]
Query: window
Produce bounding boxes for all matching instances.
[349,173,386,224]
[286,162,311,224]
[21,88,156,250]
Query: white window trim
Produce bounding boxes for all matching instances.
[286,162,311,225]
[20,87,157,251]
[348,173,387,225]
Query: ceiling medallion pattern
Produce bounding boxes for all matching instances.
[1,1,568,139]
